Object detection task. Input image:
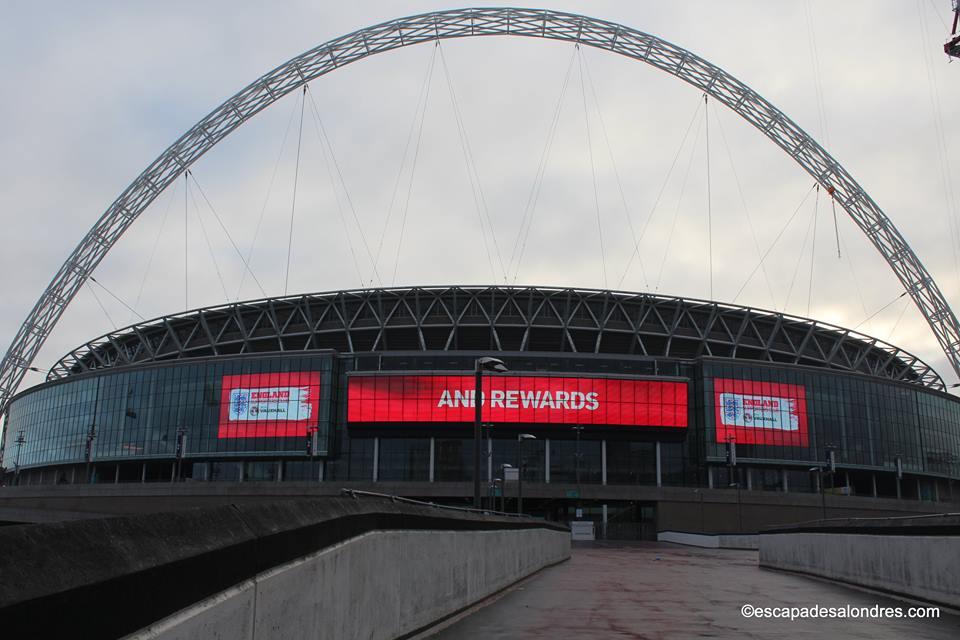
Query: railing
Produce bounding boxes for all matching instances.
[787,511,960,527]
[340,488,532,519]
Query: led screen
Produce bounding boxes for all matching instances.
[218,371,321,438]
[347,374,688,428]
[713,378,808,446]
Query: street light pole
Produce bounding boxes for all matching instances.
[500,463,512,513]
[572,425,583,506]
[175,425,188,482]
[85,423,97,484]
[13,430,25,486]
[473,357,507,508]
[517,433,536,515]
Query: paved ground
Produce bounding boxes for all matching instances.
[429,541,960,639]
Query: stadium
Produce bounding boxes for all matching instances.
[3,9,960,536]
[3,285,958,536]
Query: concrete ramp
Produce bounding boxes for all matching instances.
[759,513,960,609]
[0,495,569,639]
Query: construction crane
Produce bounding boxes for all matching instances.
[946,0,960,58]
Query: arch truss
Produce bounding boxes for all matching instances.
[1,7,957,418]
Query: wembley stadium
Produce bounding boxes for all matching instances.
[3,7,960,535]
[2,285,958,535]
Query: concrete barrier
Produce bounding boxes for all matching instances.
[657,530,758,549]
[759,514,960,609]
[133,528,567,640]
[0,496,570,639]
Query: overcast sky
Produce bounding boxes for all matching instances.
[1,0,959,392]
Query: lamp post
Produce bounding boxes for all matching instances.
[474,357,508,508]
[726,435,741,531]
[175,425,188,482]
[572,425,584,505]
[500,463,513,512]
[809,466,827,520]
[517,433,536,515]
[810,446,836,520]
[85,423,97,484]
[493,478,503,512]
[13,430,25,486]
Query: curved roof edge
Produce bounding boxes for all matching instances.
[48,285,945,391]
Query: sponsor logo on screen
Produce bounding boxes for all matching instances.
[347,374,687,428]
[719,393,799,431]
[714,379,808,446]
[436,389,599,411]
[218,372,321,438]
[228,387,313,421]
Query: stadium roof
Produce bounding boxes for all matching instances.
[48,286,943,390]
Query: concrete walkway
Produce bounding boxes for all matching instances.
[429,541,960,639]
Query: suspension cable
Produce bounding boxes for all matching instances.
[237,89,302,300]
[837,224,870,321]
[580,49,649,289]
[130,179,179,323]
[510,46,577,284]
[784,187,818,313]
[373,44,438,283]
[578,46,608,288]
[89,277,144,322]
[803,0,831,149]
[732,183,818,304]
[184,171,189,310]
[187,178,231,301]
[304,87,366,287]
[704,93,713,300]
[305,85,383,286]
[806,185,820,316]
[854,292,908,332]
[917,0,960,282]
[712,107,777,308]
[392,47,438,286]
[654,109,705,292]
[887,295,913,341]
[188,171,267,297]
[437,43,506,282]
[831,194,841,259]
[617,98,703,289]
[284,86,307,296]
[86,281,117,329]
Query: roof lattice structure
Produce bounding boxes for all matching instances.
[48,286,943,390]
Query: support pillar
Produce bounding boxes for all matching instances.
[601,440,607,486]
[655,441,662,488]
[544,439,550,483]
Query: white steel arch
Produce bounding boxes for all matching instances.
[1,7,957,418]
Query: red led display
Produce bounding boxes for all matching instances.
[218,371,321,438]
[347,374,687,428]
[714,378,809,447]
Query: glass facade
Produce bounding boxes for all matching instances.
[2,355,334,470]
[2,351,959,499]
[701,360,960,480]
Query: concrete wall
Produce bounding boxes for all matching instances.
[658,531,758,549]
[132,528,569,640]
[0,497,569,638]
[759,516,960,609]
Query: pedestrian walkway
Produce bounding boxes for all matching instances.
[428,541,960,639]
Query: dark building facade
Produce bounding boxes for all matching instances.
[2,286,959,524]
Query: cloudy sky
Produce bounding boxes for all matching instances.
[1,0,958,392]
